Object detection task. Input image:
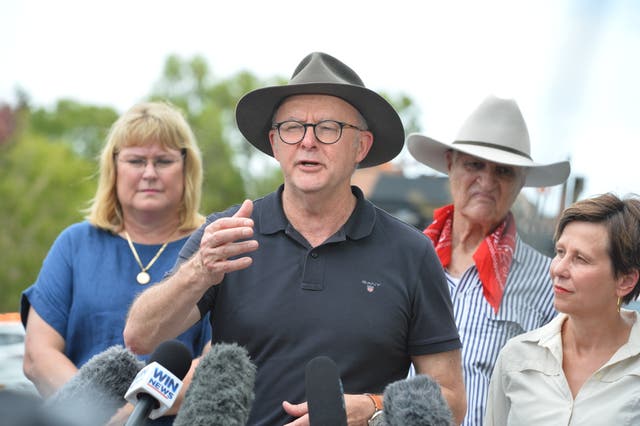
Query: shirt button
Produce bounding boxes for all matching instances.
[310,252,318,258]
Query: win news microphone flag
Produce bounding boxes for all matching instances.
[174,342,256,426]
[124,339,193,426]
[305,356,348,426]
[45,345,144,426]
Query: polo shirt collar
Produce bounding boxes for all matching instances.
[258,185,288,235]
[257,185,375,241]
[343,186,376,240]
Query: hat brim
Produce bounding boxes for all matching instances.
[235,83,405,168]
[407,133,570,187]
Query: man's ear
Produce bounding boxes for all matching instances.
[268,129,278,156]
[355,130,374,163]
[445,150,454,172]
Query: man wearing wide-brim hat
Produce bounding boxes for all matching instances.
[125,52,465,425]
[407,95,570,426]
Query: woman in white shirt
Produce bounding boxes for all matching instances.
[485,193,640,426]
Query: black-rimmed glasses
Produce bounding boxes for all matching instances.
[272,120,365,145]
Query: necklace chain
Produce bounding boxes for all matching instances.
[124,231,170,275]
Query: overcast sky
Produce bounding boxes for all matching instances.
[2,0,639,213]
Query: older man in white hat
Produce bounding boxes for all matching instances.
[125,52,465,426]
[408,95,570,426]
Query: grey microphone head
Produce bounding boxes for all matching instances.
[383,374,453,426]
[45,345,144,426]
[0,389,64,426]
[174,342,256,426]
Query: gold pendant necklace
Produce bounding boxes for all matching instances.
[124,231,170,285]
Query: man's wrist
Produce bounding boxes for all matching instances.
[365,393,383,425]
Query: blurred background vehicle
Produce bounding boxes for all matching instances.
[0,312,38,395]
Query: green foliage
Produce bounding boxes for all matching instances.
[0,125,96,312]
[0,54,421,313]
[29,100,119,159]
[381,91,423,135]
[150,55,284,209]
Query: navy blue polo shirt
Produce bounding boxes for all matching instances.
[179,185,460,426]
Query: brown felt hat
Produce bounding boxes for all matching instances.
[235,52,405,168]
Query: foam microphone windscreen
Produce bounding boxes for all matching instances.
[45,345,144,426]
[0,389,65,426]
[305,356,348,426]
[383,374,453,426]
[174,342,256,426]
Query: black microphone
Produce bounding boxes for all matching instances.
[124,339,193,426]
[174,342,256,426]
[44,345,144,426]
[382,374,453,426]
[305,356,348,426]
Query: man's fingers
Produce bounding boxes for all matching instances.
[200,239,259,266]
[233,199,253,219]
[205,200,253,234]
[196,199,257,281]
[282,401,310,426]
[202,225,255,248]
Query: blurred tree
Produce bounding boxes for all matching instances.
[149,55,424,206]
[29,100,119,159]
[150,54,284,212]
[0,124,96,312]
[381,91,422,135]
[0,54,423,313]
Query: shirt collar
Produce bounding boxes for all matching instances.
[511,234,526,264]
[525,311,640,364]
[611,310,640,362]
[257,185,288,235]
[257,185,375,241]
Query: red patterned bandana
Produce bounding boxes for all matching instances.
[424,204,517,313]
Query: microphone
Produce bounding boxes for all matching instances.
[124,339,193,426]
[45,345,144,426]
[174,342,256,426]
[0,389,57,426]
[382,374,453,426]
[305,356,348,426]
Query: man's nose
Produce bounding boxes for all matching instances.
[476,167,499,186]
[299,125,320,147]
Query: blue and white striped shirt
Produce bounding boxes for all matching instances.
[451,235,556,426]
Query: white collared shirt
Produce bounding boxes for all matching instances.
[485,310,640,426]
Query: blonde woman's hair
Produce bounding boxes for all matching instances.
[86,101,205,232]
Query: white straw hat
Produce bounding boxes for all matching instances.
[407,95,570,187]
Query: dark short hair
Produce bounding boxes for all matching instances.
[554,193,640,304]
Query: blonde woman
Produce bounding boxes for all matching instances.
[21,102,211,424]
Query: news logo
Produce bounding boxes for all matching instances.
[146,365,180,400]
[125,362,184,419]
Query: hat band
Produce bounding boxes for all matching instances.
[452,140,532,160]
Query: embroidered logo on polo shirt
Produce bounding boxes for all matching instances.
[362,280,381,293]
